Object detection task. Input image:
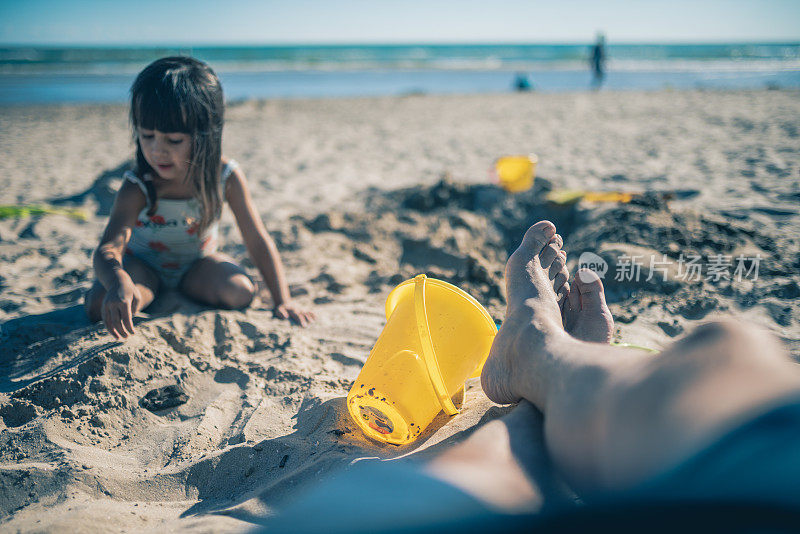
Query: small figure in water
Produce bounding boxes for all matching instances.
[590,32,606,89]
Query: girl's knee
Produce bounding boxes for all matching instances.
[218,275,255,309]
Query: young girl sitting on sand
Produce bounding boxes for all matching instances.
[85,56,315,339]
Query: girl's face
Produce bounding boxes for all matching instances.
[137,128,192,181]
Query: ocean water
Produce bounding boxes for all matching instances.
[1,43,798,105]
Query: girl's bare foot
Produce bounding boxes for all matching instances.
[562,268,614,343]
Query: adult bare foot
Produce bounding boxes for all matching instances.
[538,236,612,344]
[562,268,614,343]
[481,221,569,406]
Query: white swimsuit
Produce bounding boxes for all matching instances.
[123,160,238,288]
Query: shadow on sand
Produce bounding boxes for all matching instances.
[178,396,513,527]
[48,160,134,216]
[180,396,373,523]
[0,306,109,393]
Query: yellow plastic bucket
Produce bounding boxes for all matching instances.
[495,154,538,193]
[347,274,497,445]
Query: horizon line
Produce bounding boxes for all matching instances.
[2,39,800,49]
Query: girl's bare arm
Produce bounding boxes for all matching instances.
[94,182,144,286]
[225,167,315,326]
[92,181,147,337]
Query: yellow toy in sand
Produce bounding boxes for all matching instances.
[347,275,497,445]
[495,154,537,193]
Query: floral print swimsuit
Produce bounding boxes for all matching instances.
[123,160,238,288]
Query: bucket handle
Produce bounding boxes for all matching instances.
[414,274,460,416]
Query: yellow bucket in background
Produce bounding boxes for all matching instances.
[347,275,497,445]
[495,154,538,193]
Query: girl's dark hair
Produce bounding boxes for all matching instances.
[129,56,224,233]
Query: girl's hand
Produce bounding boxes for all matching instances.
[102,275,141,339]
[274,301,316,327]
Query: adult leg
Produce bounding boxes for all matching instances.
[425,400,575,514]
[482,220,800,492]
[423,227,610,513]
[84,254,160,322]
[179,252,255,309]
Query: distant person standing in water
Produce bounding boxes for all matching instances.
[591,32,606,89]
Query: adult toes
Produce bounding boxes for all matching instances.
[553,264,569,293]
[519,221,556,255]
[539,235,562,269]
[549,249,566,281]
[575,268,607,311]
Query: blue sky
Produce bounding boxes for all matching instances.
[1,0,799,45]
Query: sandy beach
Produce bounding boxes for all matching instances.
[1,89,799,532]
